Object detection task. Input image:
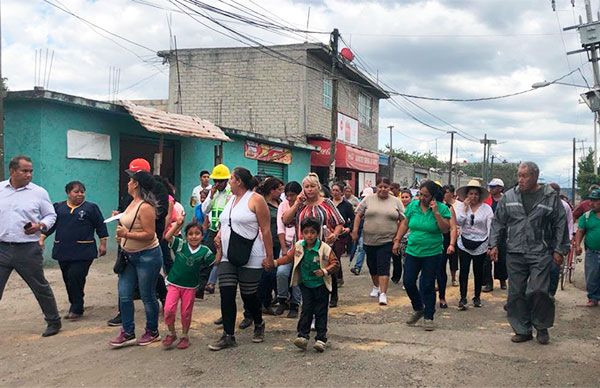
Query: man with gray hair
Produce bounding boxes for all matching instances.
[489,162,570,344]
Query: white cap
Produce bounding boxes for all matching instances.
[488,178,504,187]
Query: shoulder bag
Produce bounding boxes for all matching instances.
[113,202,144,274]
[227,196,259,267]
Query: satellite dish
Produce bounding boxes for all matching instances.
[340,47,354,62]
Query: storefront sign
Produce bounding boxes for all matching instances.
[244,141,292,164]
[337,112,358,145]
[309,140,379,173]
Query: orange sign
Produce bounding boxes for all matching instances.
[244,141,292,164]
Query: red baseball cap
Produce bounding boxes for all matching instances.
[126,158,151,175]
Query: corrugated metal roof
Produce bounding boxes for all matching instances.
[121,101,230,142]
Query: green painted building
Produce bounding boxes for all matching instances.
[3,89,316,256]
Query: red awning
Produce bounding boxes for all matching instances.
[309,140,379,173]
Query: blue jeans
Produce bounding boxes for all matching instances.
[403,253,439,320]
[277,263,301,305]
[585,249,600,301]
[118,246,163,334]
[352,236,366,270]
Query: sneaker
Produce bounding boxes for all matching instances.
[350,267,360,276]
[176,337,190,349]
[162,333,177,348]
[500,280,507,290]
[536,329,550,345]
[274,300,288,316]
[107,313,122,327]
[208,334,237,351]
[452,280,458,287]
[329,300,338,308]
[293,336,308,350]
[205,283,215,294]
[287,305,299,319]
[137,329,160,346]
[406,310,424,325]
[214,316,223,325]
[458,299,468,311]
[511,333,533,343]
[313,340,327,353]
[239,317,253,330]
[378,293,388,306]
[252,321,265,343]
[64,312,82,320]
[482,284,493,293]
[473,298,482,308]
[423,319,435,331]
[109,330,136,348]
[369,286,380,298]
[262,306,276,316]
[586,299,599,307]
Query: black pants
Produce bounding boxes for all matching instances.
[159,239,173,275]
[459,249,486,300]
[483,244,508,286]
[298,284,329,342]
[258,246,279,308]
[436,254,448,300]
[391,253,402,282]
[58,260,93,315]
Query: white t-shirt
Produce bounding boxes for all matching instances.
[191,184,212,204]
[456,203,494,256]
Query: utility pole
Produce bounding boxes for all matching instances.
[447,131,456,185]
[480,134,497,183]
[328,28,340,185]
[0,0,4,181]
[572,137,577,204]
[490,155,495,178]
[388,125,394,180]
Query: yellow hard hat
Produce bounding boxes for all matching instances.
[434,180,442,187]
[210,164,231,180]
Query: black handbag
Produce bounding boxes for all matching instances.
[226,199,258,267]
[113,203,144,274]
[461,235,487,251]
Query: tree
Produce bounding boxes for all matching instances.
[1,78,7,92]
[459,161,519,188]
[382,146,442,169]
[577,148,600,197]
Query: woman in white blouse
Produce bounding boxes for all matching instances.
[454,180,494,311]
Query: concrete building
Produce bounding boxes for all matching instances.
[4,89,316,257]
[158,43,390,192]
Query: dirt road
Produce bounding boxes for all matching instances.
[0,256,598,387]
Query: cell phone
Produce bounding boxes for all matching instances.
[24,222,32,230]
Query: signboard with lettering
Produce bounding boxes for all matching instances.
[244,141,292,164]
[337,112,358,145]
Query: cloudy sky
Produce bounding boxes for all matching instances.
[4,0,598,186]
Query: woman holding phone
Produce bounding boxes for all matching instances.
[393,181,451,331]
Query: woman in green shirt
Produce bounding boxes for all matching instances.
[393,181,451,331]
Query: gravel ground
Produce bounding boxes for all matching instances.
[0,255,598,387]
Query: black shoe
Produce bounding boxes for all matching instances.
[213,317,223,325]
[511,333,533,343]
[406,310,424,325]
[458,299,468,311]
[287,305,299,319]
[350,267,360,276]
[482,285,493,293]
[500,280,507,290]
[252,321,265,343]
[391,277,400,284]
[107,313,121,327]
[274,300,288,316]
[439,301,448,309]
[239,317,252,330]
[329,299,338,308]
[338,278,344,287]
[536,329,550,345]
[208,334,237,351]
[473,298,482,308]
[42,321,61,337]
[503,304,508,312]
[262,306,276,316]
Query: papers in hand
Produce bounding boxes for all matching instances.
[103,213,123,224]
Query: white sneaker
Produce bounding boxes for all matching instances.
[369,286,380,298]
[310,318,316,331]
[379,293,388,306]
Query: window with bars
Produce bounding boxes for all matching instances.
[358,93,372,127]
[323,79,332,109]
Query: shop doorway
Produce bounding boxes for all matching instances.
[119,136,177,209]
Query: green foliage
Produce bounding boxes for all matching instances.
[382,146,441,169]
[1,78,7,92]
[577,148,600,197]
[459,161,519,188]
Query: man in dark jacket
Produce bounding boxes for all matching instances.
[489,162,570,345]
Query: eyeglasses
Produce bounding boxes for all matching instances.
[470,214,475,226]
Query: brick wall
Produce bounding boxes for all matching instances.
[163,44,382,152]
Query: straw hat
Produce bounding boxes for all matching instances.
[456,179,489,201]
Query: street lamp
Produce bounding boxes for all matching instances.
[531,81,589,89]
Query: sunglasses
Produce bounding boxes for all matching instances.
[470,214,475,226]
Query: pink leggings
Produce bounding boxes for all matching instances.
[164,285,196,332]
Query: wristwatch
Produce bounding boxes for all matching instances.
[39,223,48,233]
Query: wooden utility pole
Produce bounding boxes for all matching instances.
[388,125,394,180]
[447,131,456,185]
[327,28,340,185]
[480,134,497,183]
[572,137,577,204]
